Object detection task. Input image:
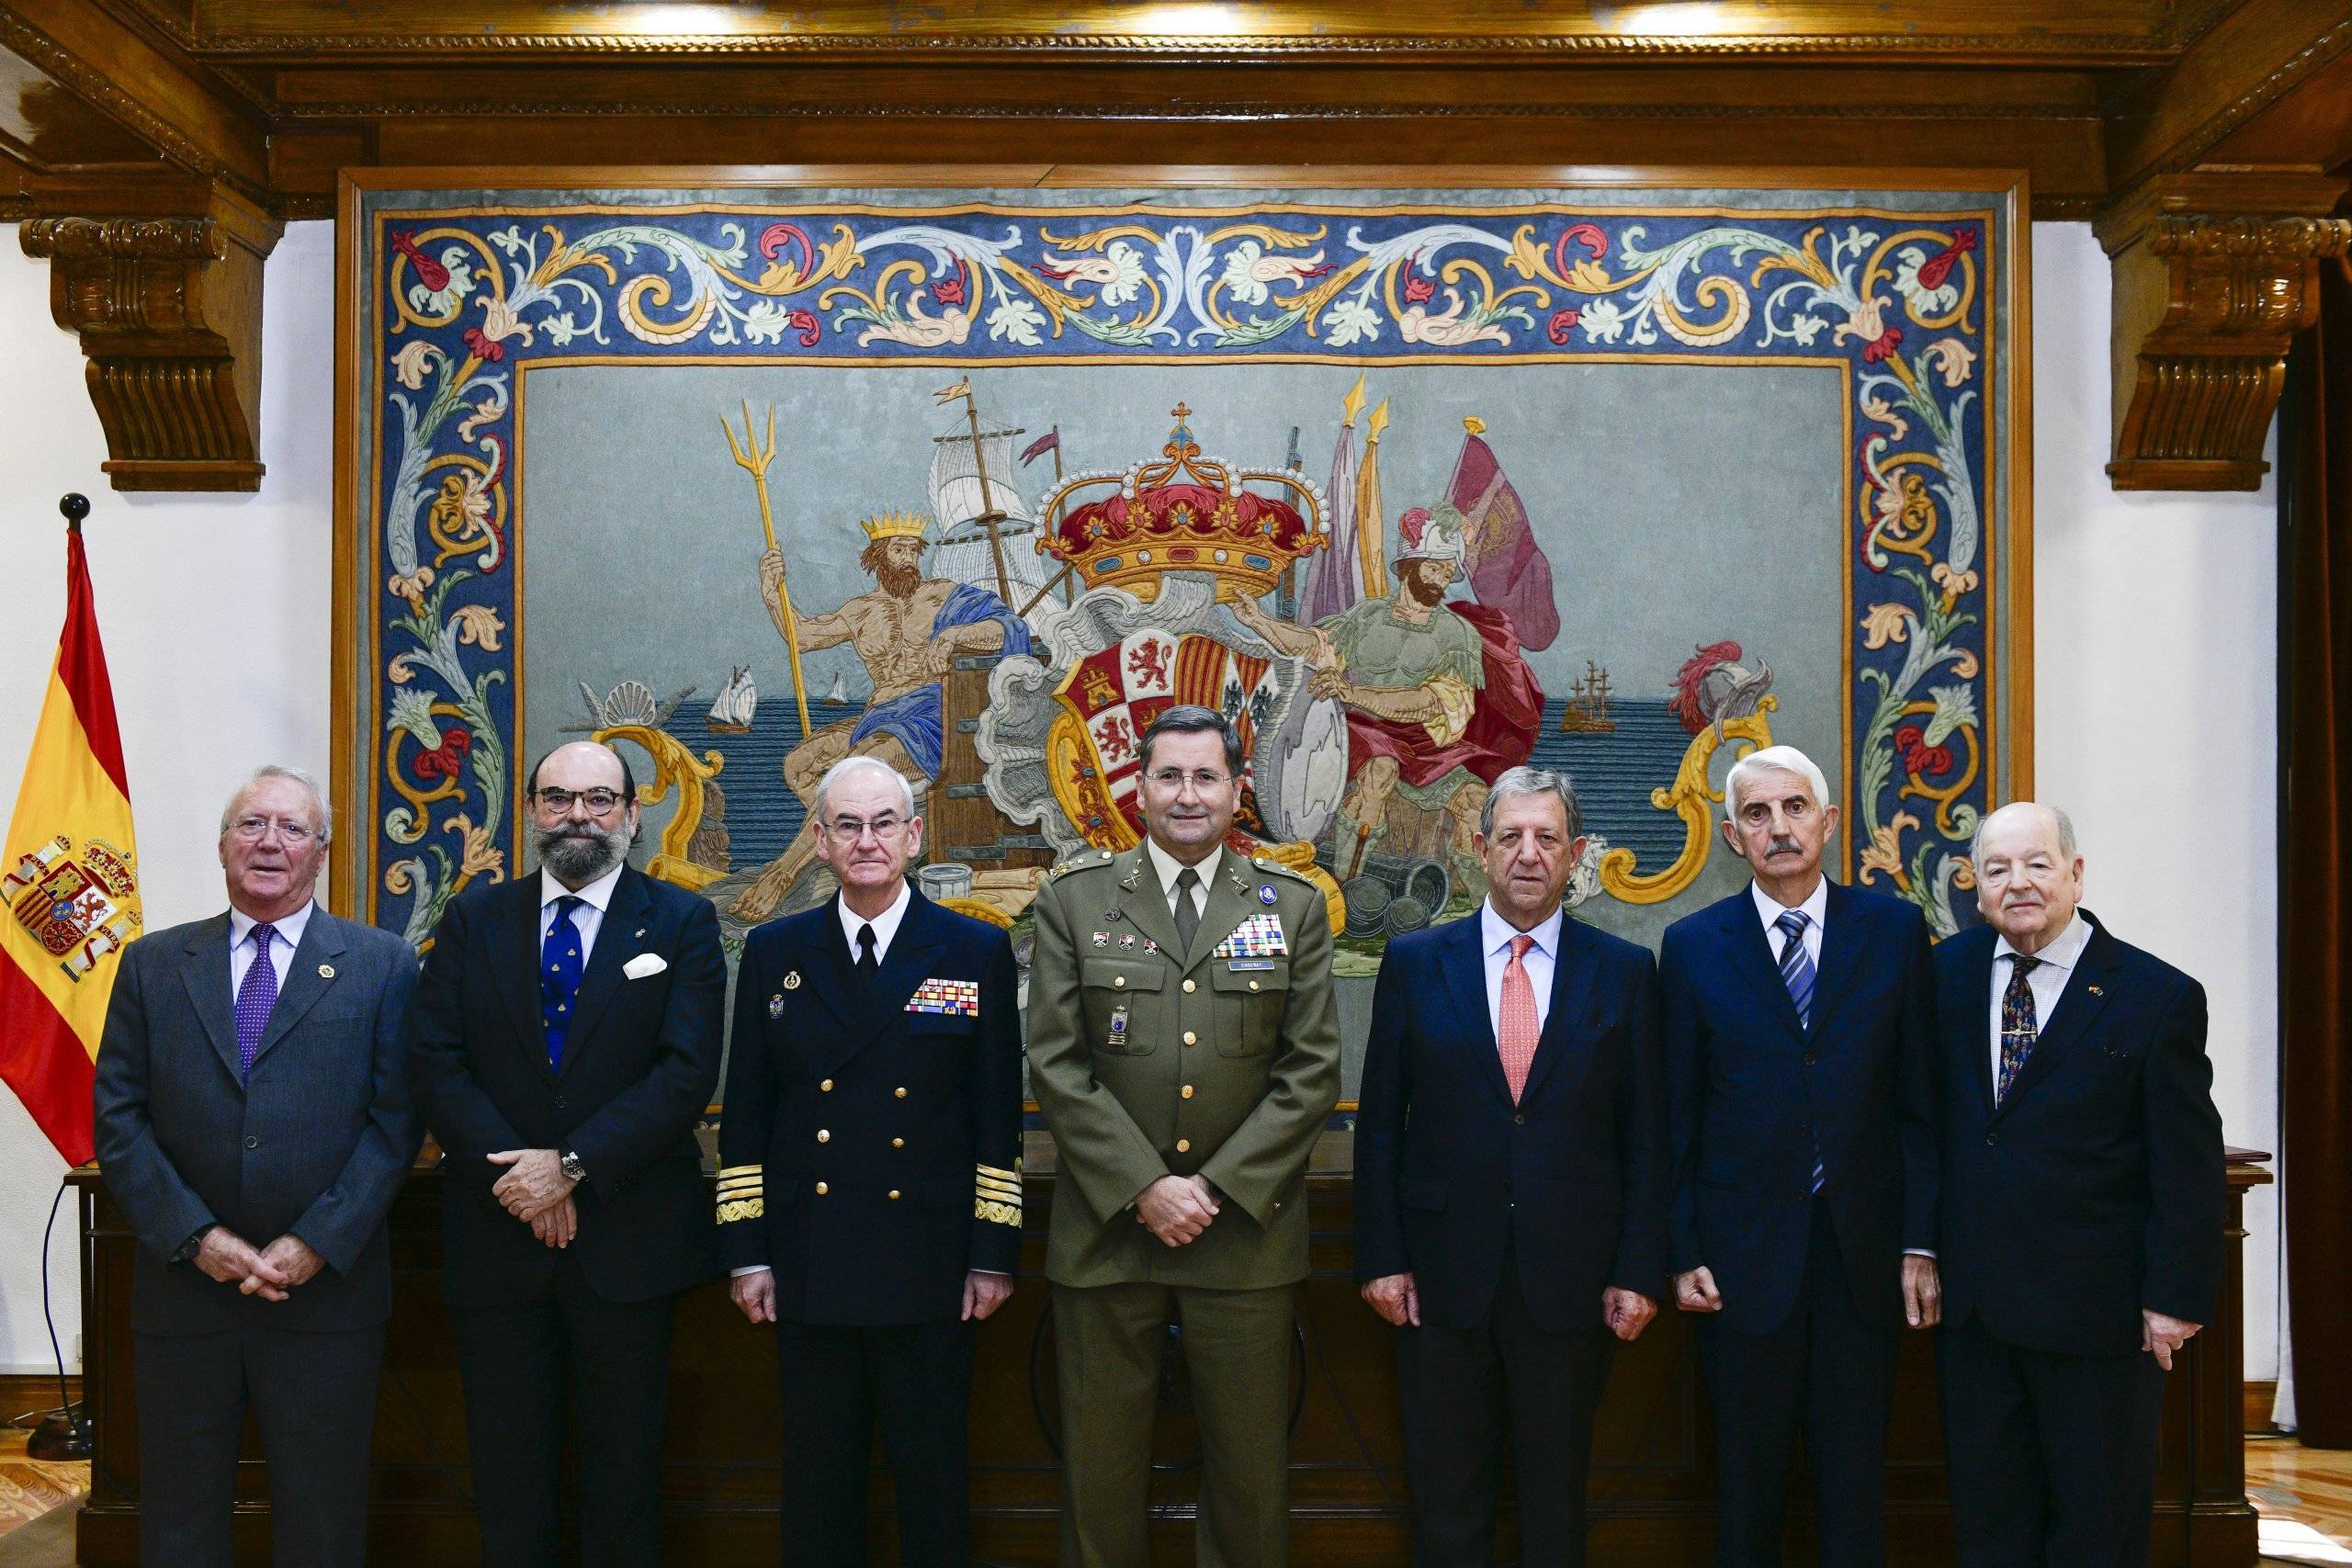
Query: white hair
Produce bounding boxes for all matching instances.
[812,755,918,822]
[220,763,334,846]
[1724,745,1831,819]
[1970,802,2077,864]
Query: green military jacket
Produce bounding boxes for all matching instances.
[1026,842,1341,1290]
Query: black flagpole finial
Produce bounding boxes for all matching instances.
[58,493,89,531]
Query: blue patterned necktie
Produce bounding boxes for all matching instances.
[540,896,584,1070]
[1996,954,2042,1104]
[1774,909,1826,1195]
[233,922,279,1085]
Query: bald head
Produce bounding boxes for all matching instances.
[1972,801,2084,953]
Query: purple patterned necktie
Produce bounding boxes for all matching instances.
[235,922,280,1084]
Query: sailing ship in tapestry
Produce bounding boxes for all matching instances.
[357,187,2014,975]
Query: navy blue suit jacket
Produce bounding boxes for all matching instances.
[1353,908,1669,1335]
[1661,879,1938,1334]
[408,866,727,1308]
[1933,911,2225,1357]
[718,887,1026,1325]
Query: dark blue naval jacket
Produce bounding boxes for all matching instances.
[718,885,1025,1325]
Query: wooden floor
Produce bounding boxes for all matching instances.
[0,1424,2345,1563]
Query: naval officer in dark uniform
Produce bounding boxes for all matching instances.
[719,754,1026,1566]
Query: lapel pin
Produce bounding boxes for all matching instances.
[783,970,802,990]
[1119,933,1136,949]
[634,928,645,939]
[1260,886,1277,905]
[317,963,334,979]
[1143,938,1159,953]
[769,993,786,1018]
[1092,931,1109,947]
[2087,984,2104,996]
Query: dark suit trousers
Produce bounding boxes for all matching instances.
[134,1323,384,1568]
[1937,1314,2165,1568]
[773,1317,974,1567]
[1395,1245,1614,1568]
[1698,1197,1896,1568]
[452,1252,677,1568]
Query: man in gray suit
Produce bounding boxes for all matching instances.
[94,764,420,1568]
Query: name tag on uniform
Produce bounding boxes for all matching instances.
[1227,958,1277,972]
[906,977,980,1018]
[1213,912,1287,959]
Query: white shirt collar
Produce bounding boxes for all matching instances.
[837,877,913,958]
[1480,897,1564,960]
[541,861,625,914]
[229,898,313,952]
[1751,874,1830,933]
[1993,910,2090,975]
[1145,838,1224,902]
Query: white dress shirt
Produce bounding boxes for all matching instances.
[229,899,313,994]
[1145,838,1217,921]
[837,878,913,965]
[1750,876,1828,969]
[1479,898,1563,1039]
[1987,912,2091,1086]
[539,862,624,963]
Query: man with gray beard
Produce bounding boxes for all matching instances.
[409,740,726,1568]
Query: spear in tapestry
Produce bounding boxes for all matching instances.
[721,399,814,740]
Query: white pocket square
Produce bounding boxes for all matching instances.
[622,953,668,980]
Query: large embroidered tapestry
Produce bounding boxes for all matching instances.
[341,181,2023,1058]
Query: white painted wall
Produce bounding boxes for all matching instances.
[0,220,2285,1385]
[0,220,334,1373]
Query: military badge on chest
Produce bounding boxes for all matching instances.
[1107,1004,1130,1050]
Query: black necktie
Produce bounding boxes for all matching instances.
[1172,868,1201,956]
[1996,954,2042,1103]
[856,922,878,978]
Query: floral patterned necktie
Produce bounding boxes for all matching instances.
[1996,954,2042,1104]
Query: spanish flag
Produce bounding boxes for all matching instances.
[0,513,139,1166]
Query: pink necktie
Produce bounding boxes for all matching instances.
[1498,934,1538,1103]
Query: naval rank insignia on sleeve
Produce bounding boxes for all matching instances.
[717,1165,764,1225]
[976,1161,1023,1227]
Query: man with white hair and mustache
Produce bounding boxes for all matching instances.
[1932,802,2224,1568]
[409,739,726,1568]
[1660,744,1939,1568]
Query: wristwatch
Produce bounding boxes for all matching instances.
[170,1224,215,1265]
[559,1150,588,1184]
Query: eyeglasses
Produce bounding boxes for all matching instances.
[822,815,908,842]
[1144,768,1233,793]
[229,816,318,845]
[532,786,627,817]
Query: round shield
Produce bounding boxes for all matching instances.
[1257,692,1349,846]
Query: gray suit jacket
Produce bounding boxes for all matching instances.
[93,906,421,1336]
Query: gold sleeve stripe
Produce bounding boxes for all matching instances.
[718,1164,763,1179]
[977,1184,1023,1207]
[976,1163,1020,1183]
[717,1184,764,1202]
[717,1198,765,1224]
[975,1198,1022,1227]
[717,1170,765,1189]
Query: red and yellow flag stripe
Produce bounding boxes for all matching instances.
[0,524,139,1167]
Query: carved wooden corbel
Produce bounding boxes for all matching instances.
[2099,168,2351,491]
[17,188,281,491]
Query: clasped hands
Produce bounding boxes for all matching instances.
[193,1227,322,1302]
[491,1148,579,1250]
[1359,1271,1657,1342]
[1136,1174,1219,1247]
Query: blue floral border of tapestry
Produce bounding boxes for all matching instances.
[347,185,2013,944]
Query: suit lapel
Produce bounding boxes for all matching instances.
[1438,912,1515,1110]
[557,870,652,1079]
[1955,929,1999,1119]
[1804,880,1868,1040]
[1726,890,1805,1041]
[248,912,350,1072]
[487,875,552,1074]
[1519,918,1602,1103]
[1109,848,1182,966]
[177,915,238,1083]
[1992,916,2118,1117]
[813,887,948,1076]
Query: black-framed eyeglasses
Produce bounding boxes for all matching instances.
[532,786,627,816]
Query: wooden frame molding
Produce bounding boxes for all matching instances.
[2100,167,2351,491]
[17,184,280,491]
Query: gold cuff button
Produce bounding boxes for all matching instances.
[820,1078,834,1092]
[1175,1139,1191,1154]
[1182,978,1196,994]
[894,1087,908,1099]
[892,1137,906,1148]
[1182,1085,1194,1099]
[817,1129,830,1142]
[888,1190,902,1201]
[814,1181,829,1196]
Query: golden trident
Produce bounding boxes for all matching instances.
[720,400,813,740]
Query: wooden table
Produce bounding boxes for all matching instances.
[63,1148,2271,1566]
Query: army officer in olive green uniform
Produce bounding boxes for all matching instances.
[1027,704,1343,1568]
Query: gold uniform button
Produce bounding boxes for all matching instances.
[820,1079,834,1092]
[895,1087,908,1100]
[888,1190,902,1201]
[1175,1139,1191,1154]
[1182,978,1196,994]
[814,1181,829,1196]
[1182,1031,1197,1045]
[1249,980,1261,991]
[1114,976,1126,988]
[1182,1085,1194,1099]
[892,1137,906,1149]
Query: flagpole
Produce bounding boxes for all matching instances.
[60,493,88,533]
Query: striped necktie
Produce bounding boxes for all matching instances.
[1775,909,1826,1194]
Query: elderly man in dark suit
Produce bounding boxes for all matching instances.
[94,763,420,1568]
[1354,764,1668,1568]
[1935,801,2225,1568]
[720,754,1025,1566]
[408,739,726,1568]
[1660,744,1939,1568]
